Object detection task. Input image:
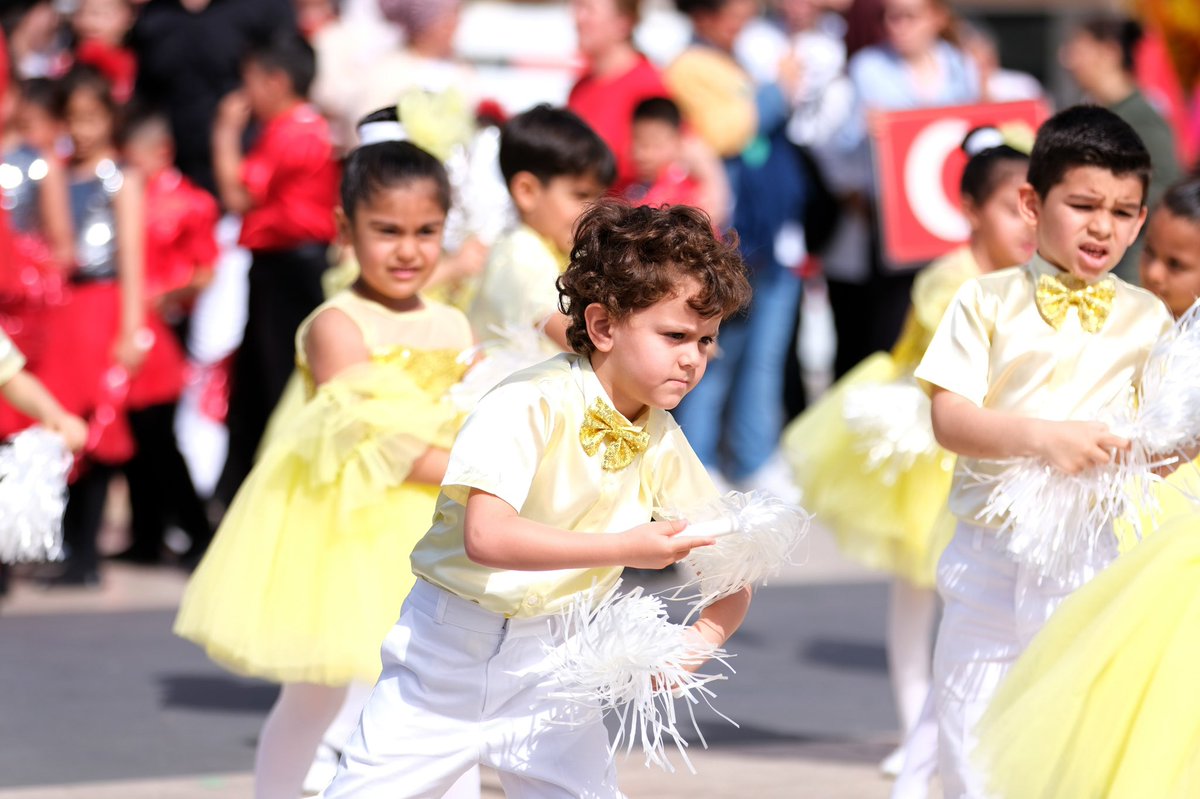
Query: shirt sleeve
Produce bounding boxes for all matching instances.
[185,188,220,267]
[440,378,553,512]
[914,279,992,405]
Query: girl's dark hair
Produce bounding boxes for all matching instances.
[557,200,751,355]
[57,66,117,118]
[1161,177,1200,224]
[18,77,58,113]
[343,107,451,216]
[959,127,1030,205]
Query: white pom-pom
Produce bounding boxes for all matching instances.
[679,491,811,607]
[0,427,73,563]
[448,324,555,412]
[548,581,735,773]
[842,379,947,484]
[978,299,1200,582]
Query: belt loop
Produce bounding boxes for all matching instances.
[435,587,449,623]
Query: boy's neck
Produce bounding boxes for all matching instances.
[588,41,638,79]
[1034,249,1113,284]
[588,352,647,422]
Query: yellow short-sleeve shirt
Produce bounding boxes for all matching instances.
[467,224,569,344]
[410,353,718,618]
[914,254,1173,527]
[0,330,27,386]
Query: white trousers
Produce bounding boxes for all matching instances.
[933,522,1115,799]
[323,580,623,799]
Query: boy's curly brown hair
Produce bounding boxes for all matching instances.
[557,201,752,355]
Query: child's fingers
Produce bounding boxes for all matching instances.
[660,519,689,536]
[1099,433,1131,452]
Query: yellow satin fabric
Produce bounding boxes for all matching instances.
[410,353,718,619]
[1035,272,1116,333]
[0,329,26,386]
[914,254,1173,528]
[467,224,569,346]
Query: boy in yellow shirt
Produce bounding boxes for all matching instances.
[326,201,752,798]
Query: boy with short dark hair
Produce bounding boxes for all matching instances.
[914,105,1174,798]
[625,96,704,211]
[467,103,615,349]
[326,200,752,798]
[212,32,339,507]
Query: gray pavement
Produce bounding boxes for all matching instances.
[0,529,923,798]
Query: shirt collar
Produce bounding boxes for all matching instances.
[1026,251,1115,287]
[571,353,652,429]
[521,224,570,273]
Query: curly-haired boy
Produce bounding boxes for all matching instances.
[325,200,753,798]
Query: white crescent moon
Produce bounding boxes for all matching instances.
[904,118,971,243]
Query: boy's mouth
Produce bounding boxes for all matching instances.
[1078,243,1109,268]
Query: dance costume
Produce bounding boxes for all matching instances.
[784,246,976,587]
[175,290,472,685]
[325,353,717,798]
[466,223,568,345]
[913,254,1172,798]
[976,518,1200,798]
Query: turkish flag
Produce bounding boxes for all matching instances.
[873,100,1050,267]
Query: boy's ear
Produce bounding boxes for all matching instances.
[334,207,352,244]
[583,303,615,353]
[1017,182,1040,227]
[508,171,542,216]
[1127,204,1150,247]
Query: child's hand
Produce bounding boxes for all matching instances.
[215,90,251,133]
[112,328,149,372]
[618,519,713,570]
[45,412,88,453]
[1032,419,1130,475]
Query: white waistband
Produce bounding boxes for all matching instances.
[408,579,559,640]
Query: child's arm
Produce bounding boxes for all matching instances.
[686,586,752,669]
[211,91,253,214]
[38,157,77,269]
[1,372,88,451]
[305,308,450,485]
[111,168,148,371]
[463,489,715,571]
[930,388,1130,475]
[540,313,571,352]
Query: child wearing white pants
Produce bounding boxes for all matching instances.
[323,202,757,798]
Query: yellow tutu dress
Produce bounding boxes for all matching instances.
[784,247,978,586]
[976,518,1200,798]
[174,290,473,685]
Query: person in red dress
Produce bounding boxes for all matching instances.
[211,33,338,509]
[37,67,188,585]
[103,107,216,566]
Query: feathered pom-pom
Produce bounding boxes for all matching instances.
[979,299,1200,582]
[448,324,554,412]
[842,378,947,484]
[678,490,811,607]
[0,427,73,563]
[548,581,734,773]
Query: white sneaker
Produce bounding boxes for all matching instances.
[734,452,802,504]
[302,742,340,796]
[880,744,906,777]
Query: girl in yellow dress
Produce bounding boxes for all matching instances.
[976,177,1200,799]
[784,129,1035,780]
[174,139,474,799]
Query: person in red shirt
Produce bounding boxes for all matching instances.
[567,0,669,193]
[211,33,338,508]
[625,96,705,211]
[71,0,137,104]
[105,107,216,566]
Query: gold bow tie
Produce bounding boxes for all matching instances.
[1035,273,1116,334]
[580,397,649,472]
